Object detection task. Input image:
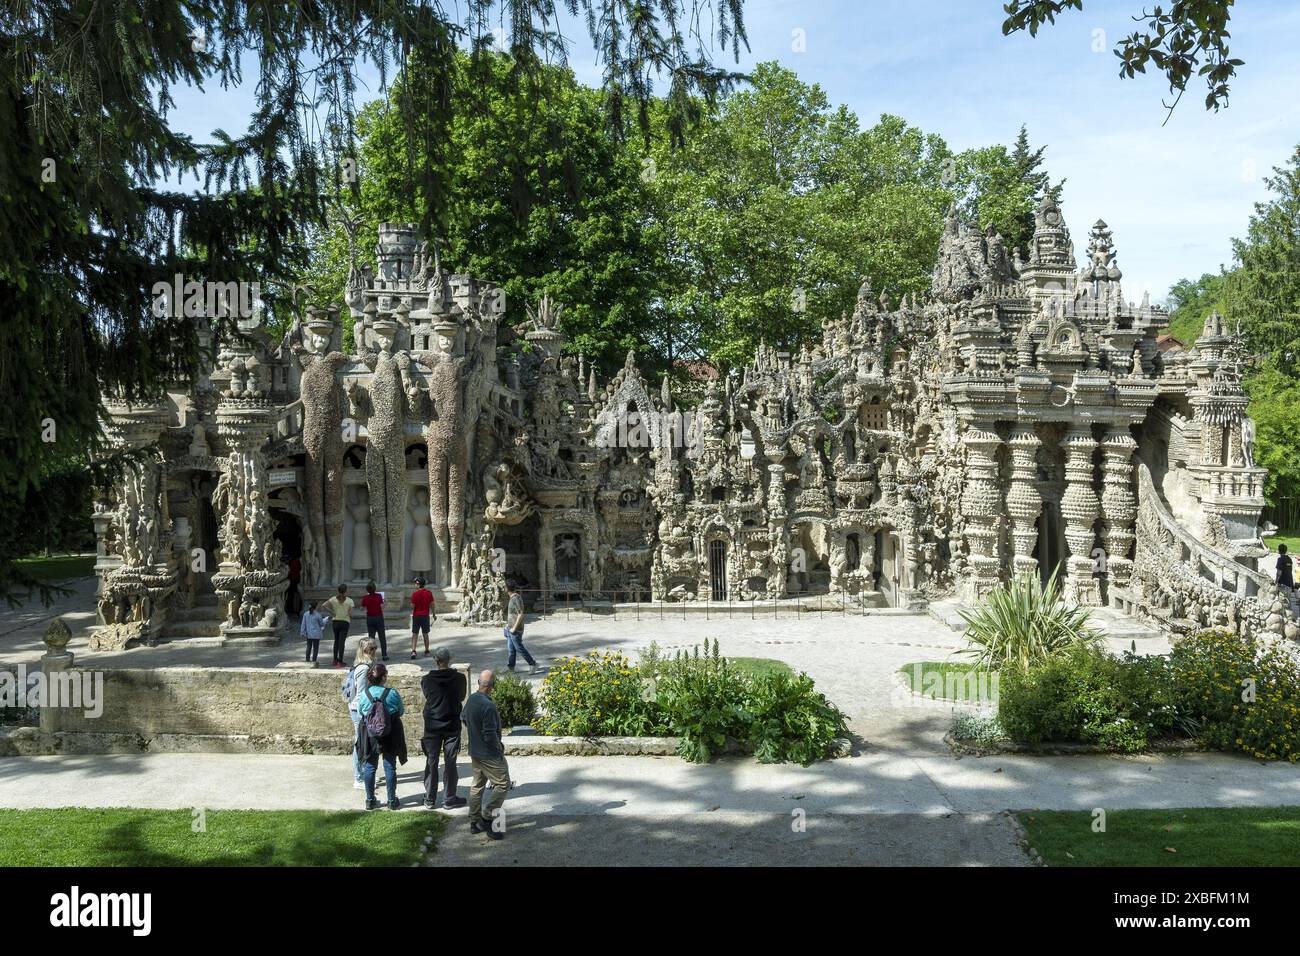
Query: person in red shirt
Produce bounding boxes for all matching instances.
[409,577,436,659]
[360,582,388,661]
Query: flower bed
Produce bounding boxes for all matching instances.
[950,627,1300,761]
[531,641,848,765]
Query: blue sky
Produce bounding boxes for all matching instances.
[165,0,1300,303]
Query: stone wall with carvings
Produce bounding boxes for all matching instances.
[90,208,1293,646]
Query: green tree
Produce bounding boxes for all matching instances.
[1165,271,1227,346]
[1167,146,1300,507]
[954,128,1060,255]
[302,52,663,373]
[1002,1,1240,117]
[1224,147,1300,376]
[0,1,748,603]
[645,63,957,368]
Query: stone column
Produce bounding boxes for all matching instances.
[38,619,74,738]
[1100,429,1137,593]
[1060,425,1101,604]
[766,462,789,597]
[959,425,1004,602]
[212,399,288,640]
[1005,427,1043,578]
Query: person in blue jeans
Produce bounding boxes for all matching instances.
[356,663,408,811]
[299,600,328,664]
[503,579,538,674]
[344,638,379,790]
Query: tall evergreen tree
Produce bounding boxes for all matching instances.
[0,1,749,603]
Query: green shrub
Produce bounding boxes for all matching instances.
[999,645,1181,752]
[745,671,847,765]
[492,672,537,728]
[532,650,668,737]
[950,713,1007,746]
[1169,627,1300,762]
[652,640,752,763]
[530,641,847,765]
[958,570,1098,673]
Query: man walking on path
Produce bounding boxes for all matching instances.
[421,647,467,810]
[410,577,435,659]
[503,579,537,675]
[462,669,510,840]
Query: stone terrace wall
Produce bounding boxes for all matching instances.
[7,663,469,756]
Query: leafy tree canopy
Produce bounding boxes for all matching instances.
[0,0,750,603]
[1002,1,1240,119]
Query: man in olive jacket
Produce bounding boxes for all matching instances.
[420,648,468,810]
[462,669,510,840]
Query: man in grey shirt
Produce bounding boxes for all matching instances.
[503,579,538,674]
[462,669,510,840]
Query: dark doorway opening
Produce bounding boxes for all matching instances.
[1035,502,1064,586]
[709,539,727,600]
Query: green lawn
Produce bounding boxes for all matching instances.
[1018,807,1300,866]
[15,553,95,582]
[0,808,445,866]
[1268,529,1300,555]
[729,657,794,679]
[898,661,998,702]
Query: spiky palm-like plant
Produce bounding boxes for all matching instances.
[957,569,1098,673]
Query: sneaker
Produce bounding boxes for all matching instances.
[353,780,365,791]
[469,819,485,834]
[422,800,438,810]
[382,654,390,661]
[528,664,538,674]
[485,828,505,841]
[410,652,417,659]
[442,795,467,809]
[388,798,400,811]
[365,798,378,811]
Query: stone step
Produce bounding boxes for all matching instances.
[170,605,221,623]
[927,599,969,633]
[1089,606,1164,642]
[162,620,224,639]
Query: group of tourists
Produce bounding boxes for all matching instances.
[298,576,541,839]
[299,577,439,666]
[339,640,512,839]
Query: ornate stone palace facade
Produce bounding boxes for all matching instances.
[89,201,1298,648]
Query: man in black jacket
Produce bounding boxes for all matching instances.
[421,648,468,809]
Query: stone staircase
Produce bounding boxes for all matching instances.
[160,591,226,645]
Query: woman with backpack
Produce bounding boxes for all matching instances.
[343,638,379,790]
[356,662,407,810]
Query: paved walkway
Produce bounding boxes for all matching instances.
[5,578,1280,865]
[0,578,1169,752]
[2,748,1295,865]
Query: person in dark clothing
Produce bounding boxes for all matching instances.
[462,669,509,840]
[420,647,467,810]
[1277,543,1295,589]
[356,663,407,810]
[361,581,388,661]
